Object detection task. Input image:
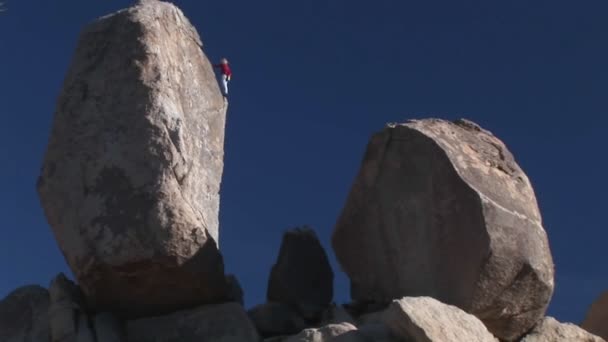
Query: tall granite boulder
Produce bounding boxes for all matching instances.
[268,227,334,321]
[582,291,608,340]
[37,0,228,317]
[332,118,554,340]
[0,286,50,342]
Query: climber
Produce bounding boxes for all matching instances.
[213,58,232,97]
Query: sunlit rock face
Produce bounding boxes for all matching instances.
[332,118,554,340]
[37,0,228,317]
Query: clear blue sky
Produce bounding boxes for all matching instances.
[1,0,606,324]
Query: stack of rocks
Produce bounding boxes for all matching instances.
[0,1,606,341]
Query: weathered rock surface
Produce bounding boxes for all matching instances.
[127,302,259,342]
[93,312,124,342]
[320,304,356,326]
[521,317,605,342]
[332,118,554,340]
[37,0,227,316]
[248,302,307,337]
[226,274,245,306]
[357,310,385,326]
[265,337,287,342]
[582,291,608,340]
[383,297,498,342]
[49,273,95,342]
[357,323,398,342]
[0,285,50,342]
[268,227,334,321]
[344,301,388,319]
[284,323,367,342]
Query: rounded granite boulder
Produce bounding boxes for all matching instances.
[332,118,554,340]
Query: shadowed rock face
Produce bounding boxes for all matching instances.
[332,118,554,341]
[248,302,307,338]
[48,273,90,341]
[267,227,334,321]
[37,0,227,317]
[582,291,608,340]
[0,286,50,342]
[127,302,260,342]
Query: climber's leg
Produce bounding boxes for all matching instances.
[221,75,229,96]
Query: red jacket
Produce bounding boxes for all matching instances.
[214,63,232,77]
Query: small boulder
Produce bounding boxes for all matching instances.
[248,302,307,337]
[0,285,50,342]
[582,291,608,340]
[284,323,367,342]
[332,119,554,340]
[383,297,498,342]
[127,302,259,342]
[521,317,605,342]
[268,227,333,321]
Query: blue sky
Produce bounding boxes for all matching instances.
[1,0,607,324]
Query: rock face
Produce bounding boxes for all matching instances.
[225,274,245,306]
[127,302,259,342]
[248,302,307,337]
[49,273,95,342]
[0,286,50,342]
[284,323,367,342]
[321,304,356,326]
[521,317,605,342]
[582,291,608,340]
[37,0,228,316]
[357,323,397,342]
[268,227,334,321]
[383,297,498,342]
[332,118,554,340]
[93,312,125,342]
